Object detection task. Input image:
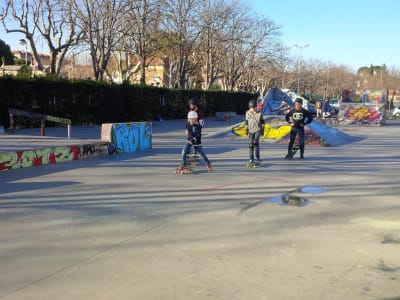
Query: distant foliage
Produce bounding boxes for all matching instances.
[0,77,255,127]
[0,39,14,65]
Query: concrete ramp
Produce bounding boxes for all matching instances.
[262,87,293,115]
[230,116,356,147]
[307,120,356,146]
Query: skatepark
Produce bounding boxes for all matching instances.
[1,117,400,299]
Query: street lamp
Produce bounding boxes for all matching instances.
[293,43,309,94]
[19,39,28,66]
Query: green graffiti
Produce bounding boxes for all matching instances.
[0,152,17,170]
[19,150,37,168]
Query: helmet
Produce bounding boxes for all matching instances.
[188,98,199,106]
[248,99,256,108]
[187,111,198,119]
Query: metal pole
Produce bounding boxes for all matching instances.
[40,119,45,136]
[67,124,71,139]
[293,43,309,95]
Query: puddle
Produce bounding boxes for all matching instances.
[265,195,309,207]
[263,185,327,207]
[239,185,327,214]
[382,234,400,244]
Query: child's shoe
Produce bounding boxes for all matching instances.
[206,163,212,171]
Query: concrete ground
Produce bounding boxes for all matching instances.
[1,118,400,300]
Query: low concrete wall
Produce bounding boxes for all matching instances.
[215,112,237,122]
[0,142,110,171]
[101,122,152,153]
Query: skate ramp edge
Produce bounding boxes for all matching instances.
[206,121,244,138]
[307,120,357,146]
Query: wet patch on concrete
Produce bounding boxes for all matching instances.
[264,185,327,207]
[382,234,400,244]
[238,185,326,214]
[267,195,308,207]
[377,259,400,273]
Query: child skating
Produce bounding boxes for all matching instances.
[244,99,265,167]
[176,111,212,174]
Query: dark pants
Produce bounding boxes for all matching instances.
[248,131,261,161]
[288,127,305,156]
[181,142,210,165]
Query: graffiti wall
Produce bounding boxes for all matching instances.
[232,116,329,146]
[101,122,152,153]
[0,143,110,171]
[339,89,386,125]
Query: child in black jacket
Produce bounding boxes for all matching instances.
[178,111,212,171]
[285,98,313,159]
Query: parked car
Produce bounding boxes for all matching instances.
[329,99,340,113]
[393,106,400,118]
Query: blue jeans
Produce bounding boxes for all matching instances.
[248,131,261,161]
[181,142,210,165]
[288,127,305,156]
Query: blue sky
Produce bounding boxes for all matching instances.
[245,0,400,72]
[1,0,399,72]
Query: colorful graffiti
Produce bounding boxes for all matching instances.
[102,122,152,153]
[0,143,109,171]
[233,124,291,140]
[340,89,386,125]
[343,106,382,123]
[341,88,386,104]
[232,114,344,146]
[232,122,328,146]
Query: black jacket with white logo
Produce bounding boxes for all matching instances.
[285,108,313,129]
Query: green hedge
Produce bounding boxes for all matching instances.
[0,77,255,127]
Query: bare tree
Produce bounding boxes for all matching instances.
[1,0,82,74]
[304,59,325,99]
[71,0,126,81]
[385,66,400,90]
[160,0,201,88]
[35,0,83,74]
[271,45,292,90]
[236,42,291,97]
[218,3,280,91]
[122,0,162,84]
[1,0,42,69]
[196,0,227,89]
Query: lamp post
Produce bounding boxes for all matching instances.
[19,39,28,66]
[293,43,309,94]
